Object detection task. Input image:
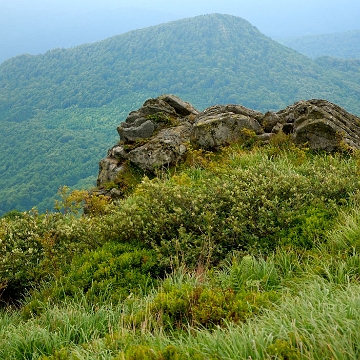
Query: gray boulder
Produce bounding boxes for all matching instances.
[118,120,155,142]
[97,95,198,188]
[260,111,284,133]
[276,99,360,151]
[191,105,264,149]
[117,94,199,143]
[158,94,199,116]
[127,122,192,170]
[97,157,125,187]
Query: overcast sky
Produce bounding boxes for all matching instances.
[6,0,359,32]
[1,0,360,62]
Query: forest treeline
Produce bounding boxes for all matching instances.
[0,14,360,215]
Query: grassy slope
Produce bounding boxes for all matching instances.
[1,137,360,359]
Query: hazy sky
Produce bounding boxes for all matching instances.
[5,0,360,29]
[6,0,359,32]
[1,0,360,62]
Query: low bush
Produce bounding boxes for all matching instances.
[32,242,164,309]
[129,273,279,331]
[100,149,357,269]
[2,147,358,304]
[62,242,163,303]
[0,207,109,305]
[266,338,302,360]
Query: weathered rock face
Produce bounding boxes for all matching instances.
[117,94,198,142]
[275,99,360,151]
[127,122,192,171]
[97,95,360,194]
[192,105,264,149]
[97,94,198,187]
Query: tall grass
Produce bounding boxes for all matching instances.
[183,280,360,360]
[2,244,359,360]
[325,207,360,254]
[0,293,125,359]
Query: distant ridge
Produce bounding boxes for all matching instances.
[277,30,360,59]
[1,14,359,118]
[0,14,359,215]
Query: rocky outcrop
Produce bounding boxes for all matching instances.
[97,147,127,185]
[97,95,360,194]
[126,122,192,171]
[274,99,360,151]
[97,94,199,189]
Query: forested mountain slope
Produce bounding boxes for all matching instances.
[0,14,359,215]
[315,56,360,87]
[278,30,360,59]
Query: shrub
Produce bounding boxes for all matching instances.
[102,149,356,269]
[2,146,358,305]
[47,242,165,305]
[0,209,104,305]
[278,203,335,248]
[131,276,279,331]
[266,338,302,360]
[0,210,65,304]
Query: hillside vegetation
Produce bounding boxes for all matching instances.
[278,30,360,59]
[0,135,360,359]
[1,14,360,215]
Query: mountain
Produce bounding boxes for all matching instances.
[0,6,179,64]
[3,2,360,63]
[277,30,360,59]
[0,13,360,216]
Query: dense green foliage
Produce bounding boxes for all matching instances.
[1,14,360,215]
[48,242,164,306]
[315,56,360,90]
[1,137,360,358]
[0,96,143,216]
[278,30,360,59]
[3,138,358,305]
